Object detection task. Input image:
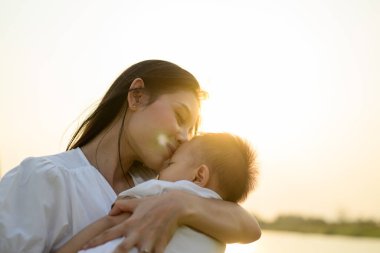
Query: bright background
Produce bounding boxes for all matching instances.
[0,0,379,222]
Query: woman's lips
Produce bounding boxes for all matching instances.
[167,143,176,156]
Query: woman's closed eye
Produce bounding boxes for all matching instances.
[175,104,197,138]
[175,111,185,125]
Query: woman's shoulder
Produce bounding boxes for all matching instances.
[5,148,91,182]
[21,148,88,169]
[42,148,91,170]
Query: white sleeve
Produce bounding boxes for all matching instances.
[0,157,71,253]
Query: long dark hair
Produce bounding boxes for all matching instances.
[67,60,203,150]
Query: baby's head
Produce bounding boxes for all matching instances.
[158,132,258,203]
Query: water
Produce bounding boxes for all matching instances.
[225,230,380,253]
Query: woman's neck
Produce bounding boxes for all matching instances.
[81,122,135,194]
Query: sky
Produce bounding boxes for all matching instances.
[0,0,379,222]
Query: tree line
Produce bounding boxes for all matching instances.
[257,214,380,238]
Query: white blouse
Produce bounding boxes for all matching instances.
[0,148,156,253]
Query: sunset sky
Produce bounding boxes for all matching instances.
[0,0,379,222]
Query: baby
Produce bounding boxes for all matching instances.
[57,132,259,253]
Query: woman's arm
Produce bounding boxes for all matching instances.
[178,192,262,243]
[0,158,73,253]
[56,212,131,253]
[84,190,261,253]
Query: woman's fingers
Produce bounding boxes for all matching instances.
[112,233,139,253]
[112,192,184,252]
[149,230,170,253]
[123,192,184,252]
[109,198,140,215]
[111,215,157,253]
[113,219,168,253]
[88,191,187,252]
[84,222,128,249]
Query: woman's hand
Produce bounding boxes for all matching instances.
[83,190,188,253]
[83,189,261,253]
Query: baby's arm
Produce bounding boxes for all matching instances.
[56,212,131,253]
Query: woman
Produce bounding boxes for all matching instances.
[0,60,261,253]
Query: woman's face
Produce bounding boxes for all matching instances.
[126,90,200,171]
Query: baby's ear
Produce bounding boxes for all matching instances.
[193,164,210,187]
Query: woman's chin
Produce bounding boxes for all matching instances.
[145,158,165,172]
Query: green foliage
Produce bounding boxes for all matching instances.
[257,215,380,238]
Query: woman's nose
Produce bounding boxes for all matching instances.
[176,128,190,144]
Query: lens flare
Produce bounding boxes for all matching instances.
[157,133,169,147]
